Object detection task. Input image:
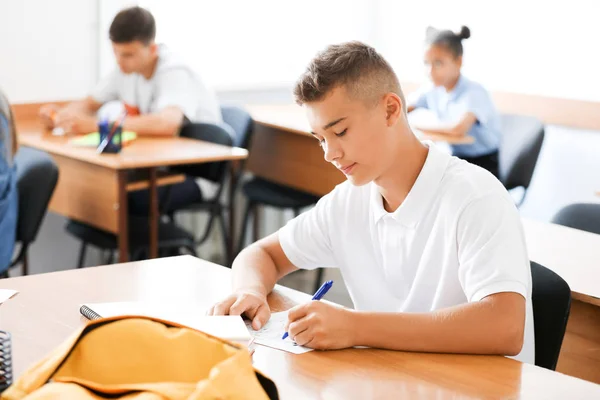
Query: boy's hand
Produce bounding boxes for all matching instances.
[285,301,356,350]
[207,290,271,330]
[39,104,60,129]
[55,111,97,135]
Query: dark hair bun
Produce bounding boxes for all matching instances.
[458,26,471,40]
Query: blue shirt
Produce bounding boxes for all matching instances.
[408,76,501,158]
[0,113,17,274]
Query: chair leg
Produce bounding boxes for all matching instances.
[22,253,29,276]
[77,243,88,268]
[252,204,261,242]
[217,211,231,266]
[105,251,115,265]
[313,268,325,293]
[237,200,254,256]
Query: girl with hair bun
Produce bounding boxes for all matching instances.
[408,26,501,177]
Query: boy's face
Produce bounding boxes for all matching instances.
[424,44,462,88]
[304,86,400,186]
[111,40,157,75]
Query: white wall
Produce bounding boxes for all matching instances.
[0,0,99,103]
[377,0,600,102]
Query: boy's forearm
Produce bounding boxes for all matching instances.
[351,293,525,356]
[231,245,280,298]
[64,97,101,115]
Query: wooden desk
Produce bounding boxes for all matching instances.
[0,256,598,399]
[522,218,600,383]
[245,104,473,196]
[16,119,248,263]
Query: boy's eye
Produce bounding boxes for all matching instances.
[335,128,347,137]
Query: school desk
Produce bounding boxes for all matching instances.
[245,104,474,196]
[0,255,598,399]
[14,109,247,264]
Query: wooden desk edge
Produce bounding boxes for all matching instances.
[18,133,249,170]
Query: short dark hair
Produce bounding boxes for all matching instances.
[109,6,156,45]
[293,41,405,109]
[425,26,471,58]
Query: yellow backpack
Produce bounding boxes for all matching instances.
[1,316,278,399]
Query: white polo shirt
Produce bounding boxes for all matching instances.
[279,142,534,363]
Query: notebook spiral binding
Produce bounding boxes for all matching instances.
[0,331,13,392]
[80,305,102,320]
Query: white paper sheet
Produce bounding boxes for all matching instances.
[245,311,314,354]
[0,289,18,304]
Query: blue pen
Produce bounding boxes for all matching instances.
[282,280,334,340]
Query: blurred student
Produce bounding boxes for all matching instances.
[0,92,18,277]
[408,26,501,177]
[40,6,222,215]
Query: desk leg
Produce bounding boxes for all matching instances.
[117,170,129,263]
[227,161,239,266]
[149,167,159,259]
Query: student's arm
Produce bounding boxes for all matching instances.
[207,232,299,329]
[285,292,525,355]
[406,85,430,114]
[40,97,102,130]
[415,112,477,137]
[44,68,121,133]
[286,193,531,356]
[121,106,184,136]
[209,191,337,329]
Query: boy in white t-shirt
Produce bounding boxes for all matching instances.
[39,6,222,214]
[209,41,534,363]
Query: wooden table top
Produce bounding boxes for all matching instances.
[16,120,248,170]
[522,218,600,307]
[246,104,476,145]
[0,256,598,399]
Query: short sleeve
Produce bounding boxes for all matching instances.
[278,192,336,270]
[154,69,200,121]
[457,193,531,302]
[91,69,120,104]
[463,86,495,125]
[407,85,431,110]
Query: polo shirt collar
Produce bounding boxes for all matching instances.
[371,142,450,228]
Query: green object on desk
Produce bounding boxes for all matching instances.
[69,132,137,147]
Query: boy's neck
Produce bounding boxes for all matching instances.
[141,54,159,80]
[375,134,429,213]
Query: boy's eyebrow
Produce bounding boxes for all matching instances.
[310,117,347,135]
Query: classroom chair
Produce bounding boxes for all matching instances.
[531,261,571,370]
[498,114,545,207]
[3,147,59,277]
[166,116,241,264]
[551,203,600,235]
[168,106,255,266]
[65,121,235,266]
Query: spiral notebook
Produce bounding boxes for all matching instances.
[79,301,252,344]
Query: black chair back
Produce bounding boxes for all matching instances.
[177,122,235,183]
[499,114,545,191]
[531,261,571,370]
[13,147,59,259]
[551,203,600,235]
[221,105,254,150]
